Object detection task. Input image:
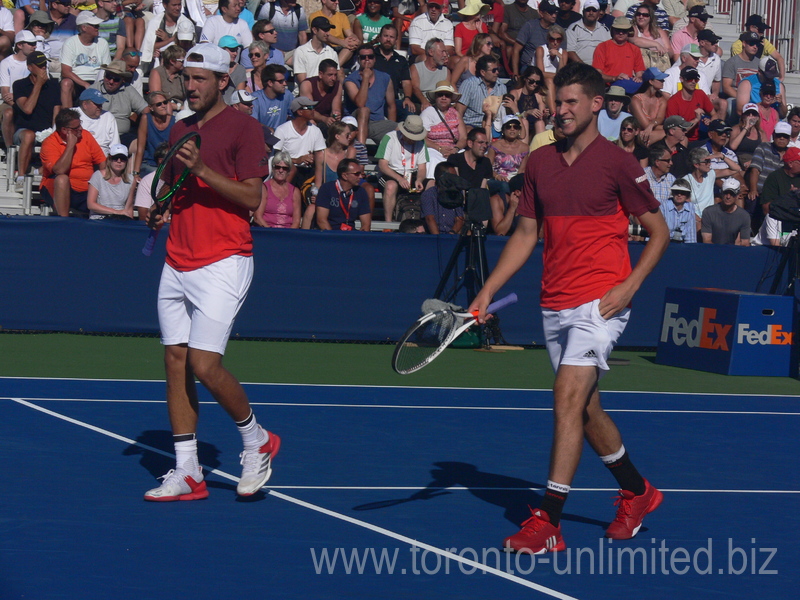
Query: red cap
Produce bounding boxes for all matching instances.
[783,147,800,164]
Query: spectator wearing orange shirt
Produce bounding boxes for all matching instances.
[591,16,644,94]
[40,108,107,217]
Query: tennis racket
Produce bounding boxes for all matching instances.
[392,293,518,375]
[142,131,202,256]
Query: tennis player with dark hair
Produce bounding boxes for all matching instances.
[145,44,279,501]
[470,62,670,554]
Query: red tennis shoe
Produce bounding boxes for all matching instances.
[503,509,566,554]
[605,479,663,540]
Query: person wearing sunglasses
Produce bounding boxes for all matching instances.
[315,157,372,230]
[565,0,610,66]
[598,85,631,142]
[535,24,568,115]
[487,114,529,234]
[591,16,644,94]
[660,178,697,244]
[86,143,138,220]
[513,0,558,79]
[456,54,506,130]
[343,44,397,144]
[509,65,549,138]
[449,32,492,90]
[60,12,111,109]
[149,44,187,108]
[686,146,715,223]
[664,66,712,142]
[629,3,672,73]
[253,150,302,228]
[90,60,147,146]
[133,90,175,178]
[700,177,751,245]
[141,0,196,68]
[721,31,760,100]
[613,115,648,168]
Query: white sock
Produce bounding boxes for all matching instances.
[599,445,626,465]
[174,437,201,477]
[237,411,269,450]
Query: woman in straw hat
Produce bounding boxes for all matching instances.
[421,80,467,176]
[453,0,491,57]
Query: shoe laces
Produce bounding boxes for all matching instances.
[612,493,634,520]
[519,508,548,533]
[158,469,181,485]
[239,448,264,470]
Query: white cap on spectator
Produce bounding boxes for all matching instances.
[185,44,229,74]
[109,143,129,158]
[76,11,104,26]
[742,102,759,114]
[583,0,600,10]
[774,121,792,136]
[722,177,740,193]
[14,30,36,45]
[177,20,196,41]
[231,89,254,104]
[341,116,358,127]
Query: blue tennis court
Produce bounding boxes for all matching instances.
[1,377,797,599]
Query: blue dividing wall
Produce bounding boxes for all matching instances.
[0,217,790,346]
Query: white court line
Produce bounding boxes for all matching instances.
[9,398,578,600]
[5,396,800,416]
[2,375,800,399]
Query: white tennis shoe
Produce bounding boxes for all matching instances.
[144,467,208,502]
[237,429,281,496]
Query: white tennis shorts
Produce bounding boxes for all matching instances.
[542,298,630,374]
[157,254,254,355]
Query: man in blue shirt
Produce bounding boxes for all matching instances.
[456,54,507,130]
[252,64,293,133]
[660,178,697,243]
[343,45,397,144]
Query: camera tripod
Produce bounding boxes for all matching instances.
[432,219,508,345]
[769,234,800,298]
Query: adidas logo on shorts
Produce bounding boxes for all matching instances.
[583,349,597,359]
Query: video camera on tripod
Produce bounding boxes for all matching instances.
[437,172,493,223]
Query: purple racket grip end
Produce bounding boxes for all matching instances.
[486,293,518,314]
[142,229,159,257]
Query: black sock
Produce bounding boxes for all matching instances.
[604,450,646,496]
[539,482,570,526]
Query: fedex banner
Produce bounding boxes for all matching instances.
[656,288,796,377]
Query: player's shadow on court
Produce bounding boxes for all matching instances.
[352,461,608,530]
[123,430,237,494]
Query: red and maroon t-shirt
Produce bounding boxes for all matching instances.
[165,106,268,272]
[517,135,659,311]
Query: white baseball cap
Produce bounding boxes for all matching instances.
[177,20,196,41]
[231,89,254,104]
[14,30,36,45]
[185,43,229,74]
[76,11,104,27]
[108,143,129,158]
[583,0,600,10]
[774,121,792,136]
[721,177,740,193]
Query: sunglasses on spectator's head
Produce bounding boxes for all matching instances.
[125,50,142,57]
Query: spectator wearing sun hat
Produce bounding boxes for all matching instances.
[598,85,631,141]
[660,177,697,243]
[376,114,428,221]
[90,59,146,144]
[591,16,644,92]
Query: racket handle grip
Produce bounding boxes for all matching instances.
[487,293,518,314]
[142,229,159,257]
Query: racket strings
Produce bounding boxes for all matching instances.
[395,312,459,373]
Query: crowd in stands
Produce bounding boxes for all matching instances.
[1,0,798,245]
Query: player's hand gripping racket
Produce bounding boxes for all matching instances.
[392,293,518,375]
[142,131,201,256]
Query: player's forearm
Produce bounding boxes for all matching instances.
[195,170,262,210]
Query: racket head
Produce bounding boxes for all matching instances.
[151,131,201,210]
[392,309,474,375]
